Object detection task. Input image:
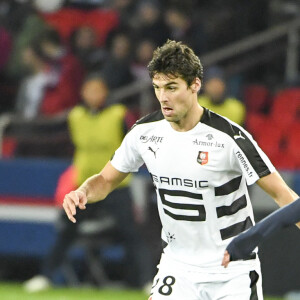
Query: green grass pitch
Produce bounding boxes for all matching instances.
[0,282,283,300]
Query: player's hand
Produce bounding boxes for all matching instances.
[63,190,87,223]
[221,250,231,268]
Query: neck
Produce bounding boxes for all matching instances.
[171,103,204,132]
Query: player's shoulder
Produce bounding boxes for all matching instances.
[132,109,164,128]
[201,107,245,139]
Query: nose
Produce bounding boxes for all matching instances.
[158,89,168,103]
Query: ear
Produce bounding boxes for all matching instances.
[191,78,201,93]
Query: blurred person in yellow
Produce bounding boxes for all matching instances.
[69,74,132,186]
[24,74,153,292]
[198,66,246,125]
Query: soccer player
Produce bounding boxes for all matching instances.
[63,40,299,299]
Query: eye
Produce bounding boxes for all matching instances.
[168,86,176,91]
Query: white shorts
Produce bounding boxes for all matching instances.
[149,254,263,300]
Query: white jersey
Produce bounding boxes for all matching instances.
[111,108,275,270]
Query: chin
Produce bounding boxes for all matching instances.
[164,115,178,123]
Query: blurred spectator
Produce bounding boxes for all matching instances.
[130,0,170,46]
[0,0,33,34]
[109,0,138,30]
[101,32,134,91]
[69,26,107,72]
[198,66,246,125]
[23,74,153,292]
[32,28,85,116]
[164,5,207,55]
[0,25,12,72]
[131,39,156,81]
[13,28,84,118]
[6,4,50,80]
[130,39,158,113]
[0,24,13,112]
[15,45,54,119]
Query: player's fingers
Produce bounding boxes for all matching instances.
[69,191,80,206]
[77,191,88,207]
[75,191,87,210]
[65,194,77,216]
[78,203,86,210]
[221,250,230,268]
[63,200,77,223]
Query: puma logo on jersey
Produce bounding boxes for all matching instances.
[148,147,159,158]
[234,131,245,140]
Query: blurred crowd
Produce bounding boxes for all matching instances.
[0,0,298,165]
[0,0,299,292]
[0,0,299,171]
[1,0,295,116]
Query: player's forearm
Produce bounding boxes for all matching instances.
[273,187,298,207]
[257,172,299,227]
[273,187,300,228]
[76,173,112,204]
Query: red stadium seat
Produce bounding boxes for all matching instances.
[255,120,287,168]
[40,8,119,46]
[245,113,268,140]
[286,122,300,169]
[270,88,300,133]
[243,84,270,113]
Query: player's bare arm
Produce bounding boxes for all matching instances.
[257,171,300,227]
[63,161,129,223]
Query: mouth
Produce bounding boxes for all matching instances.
[162,106,173,116]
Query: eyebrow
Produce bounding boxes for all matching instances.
[152,81,178,87]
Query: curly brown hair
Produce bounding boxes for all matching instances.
[147,40,204,86]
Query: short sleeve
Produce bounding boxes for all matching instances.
[231,129,276,185]
[110,126,144,173]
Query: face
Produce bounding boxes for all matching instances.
[152,73,200,126]
[139,3,159,23]
[136,40,155,65]
[75,27,96,50]
[204,78,226,102]
[81,79,108,110]
[22,47,44,70]
[112,35,130,59]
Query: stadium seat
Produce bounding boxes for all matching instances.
[286,122,300,169]
[255,120,286,168]
[245,113,268,140]
[243,84,271,114]
[270,88,300,133]
[41,8,119,45]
